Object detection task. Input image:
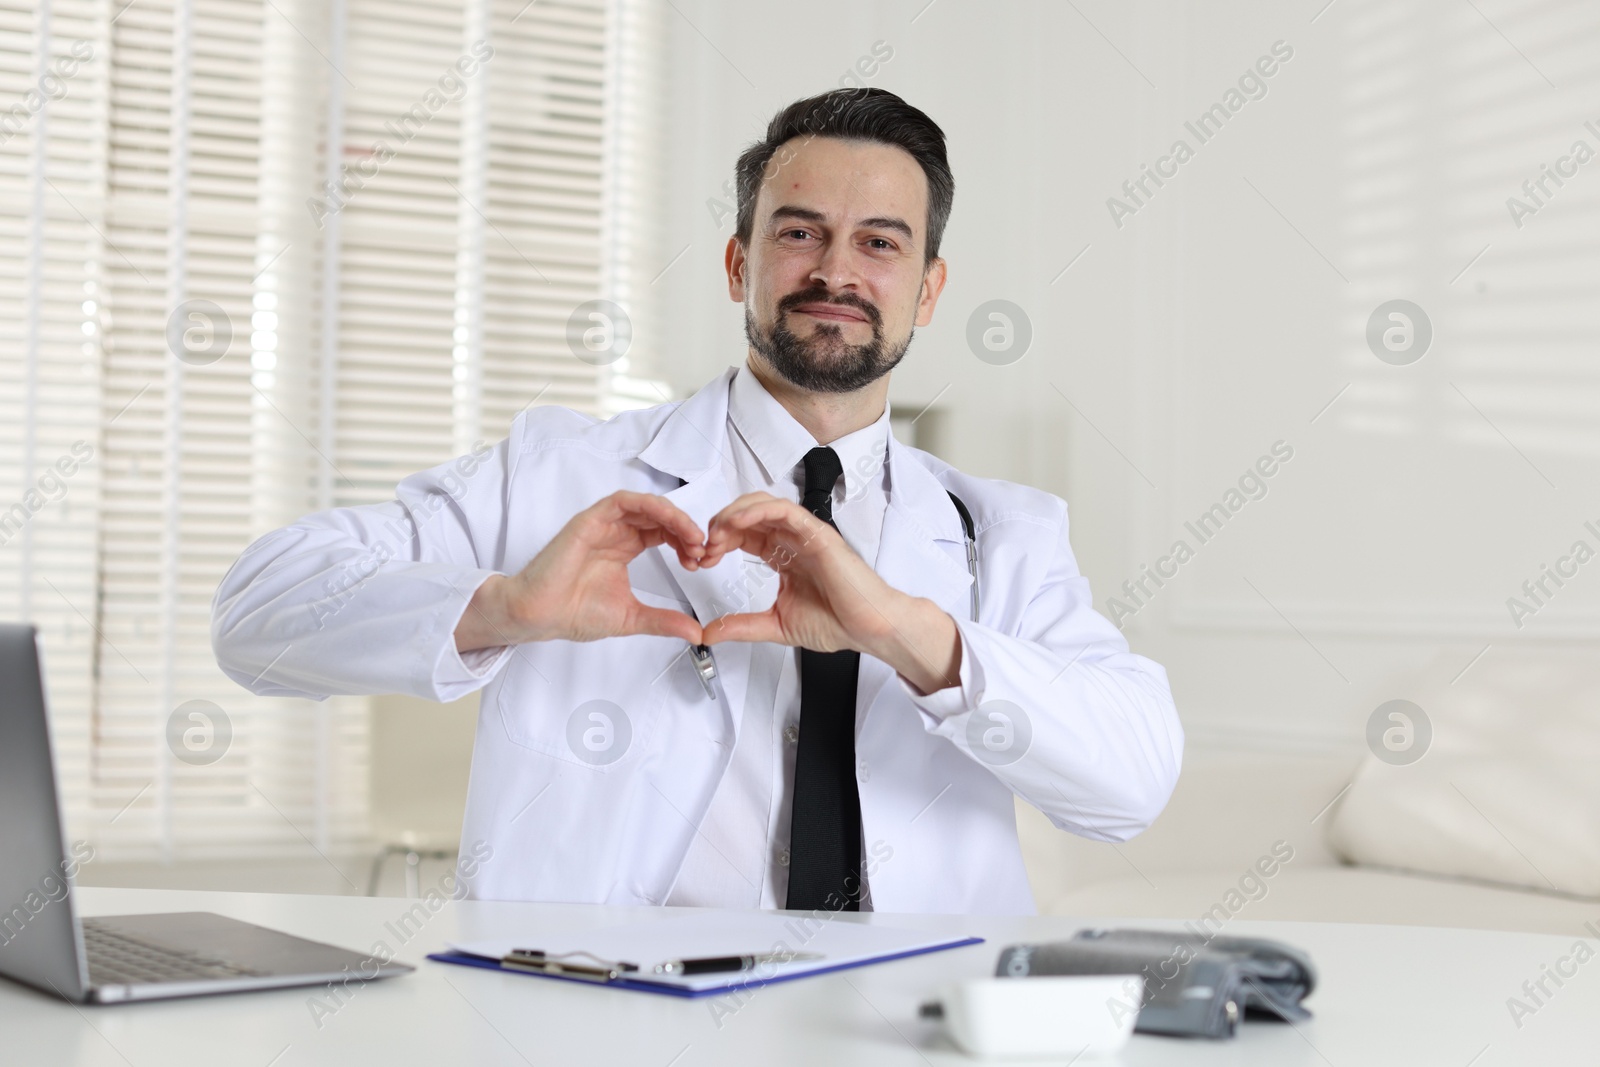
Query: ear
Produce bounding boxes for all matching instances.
[913,256,948,327]
[726,236,747,302]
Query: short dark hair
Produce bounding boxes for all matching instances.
[733,88,954,263]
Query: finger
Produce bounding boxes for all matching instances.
[697,524,777,570]
[704,500,787,555]
[702,507,831,571]
[705,500,830,563]
[611,491,706,553]
[625,603,704,644]
[699,525,793,571]
[704,490,781,528]
[624,524,708,571]
[701,493,796,548]
[607,492,707,567]
[713,496,829,543]
[701,609,785,646]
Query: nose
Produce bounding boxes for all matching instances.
[807,236,864,294]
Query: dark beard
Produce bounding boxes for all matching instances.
[744,286,912,394]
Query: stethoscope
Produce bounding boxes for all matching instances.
[686,491,978,700]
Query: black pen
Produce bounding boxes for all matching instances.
[654,951,822,976]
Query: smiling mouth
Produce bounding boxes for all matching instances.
[790,303,870,324]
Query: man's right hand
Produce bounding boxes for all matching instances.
[454,491,707,654]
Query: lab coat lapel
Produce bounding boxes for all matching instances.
[636,369,753,739]
[856,438,975,718]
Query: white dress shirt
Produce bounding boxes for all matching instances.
[665,364,893,909]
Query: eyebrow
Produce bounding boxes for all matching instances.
[768,205,915,242]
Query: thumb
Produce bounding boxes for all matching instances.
[701,610,784,646]
[626,604,704,644]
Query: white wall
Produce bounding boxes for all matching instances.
[654,0,1600,756]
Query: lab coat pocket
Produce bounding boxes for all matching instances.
[494,588,697,770]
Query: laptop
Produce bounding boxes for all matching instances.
[0,623,414,1003]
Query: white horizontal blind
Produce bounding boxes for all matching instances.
[335,0,472,505]
[3,0,658,864]
[0,0,105,846]
[333,0,616,510]
[479,0,608,434]
[90,0,372,862]
[598,0,667,414]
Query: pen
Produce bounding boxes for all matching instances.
[684,604,719,700]
[654,951,822,976]
[502,949,638,982]
[689,643,718,699]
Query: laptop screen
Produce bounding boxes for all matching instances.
[0,623,89,1000]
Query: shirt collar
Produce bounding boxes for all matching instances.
[728,362,891,495]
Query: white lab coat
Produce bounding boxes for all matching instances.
[212,367,1183,914]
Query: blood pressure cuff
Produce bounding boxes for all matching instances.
[993,928,1316,1039]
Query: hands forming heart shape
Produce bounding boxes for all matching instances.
[455,489,901,658]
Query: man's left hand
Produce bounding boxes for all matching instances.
[697,492,962,695]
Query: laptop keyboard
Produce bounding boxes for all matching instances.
[84,919,269,986]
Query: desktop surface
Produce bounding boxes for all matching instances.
[4,886,1594,1066]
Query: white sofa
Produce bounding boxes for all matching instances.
[1018,742,1600,937]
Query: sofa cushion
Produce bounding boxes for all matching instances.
[1326,651,1600,901]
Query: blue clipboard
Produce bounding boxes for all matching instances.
[426,936,984,998]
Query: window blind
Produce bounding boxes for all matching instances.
[92,0,371,861]
[0,0,106,855]
[2,0,661,866]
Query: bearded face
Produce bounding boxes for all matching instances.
[743,283,913,394]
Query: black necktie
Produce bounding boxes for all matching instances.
[785,446,863,912]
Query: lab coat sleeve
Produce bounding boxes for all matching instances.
[211,437,516,702]
[899,513,1184,843]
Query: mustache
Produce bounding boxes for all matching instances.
[777,287,882,329]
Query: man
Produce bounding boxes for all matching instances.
[213,88,1182,915]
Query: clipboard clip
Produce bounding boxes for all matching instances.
[500,948,639,983]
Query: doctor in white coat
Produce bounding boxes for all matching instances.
[212,88,1182,916]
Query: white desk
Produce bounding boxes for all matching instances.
[5,887,1596,1065]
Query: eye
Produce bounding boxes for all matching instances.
[865,237,896,251]
[781,228,815,242]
